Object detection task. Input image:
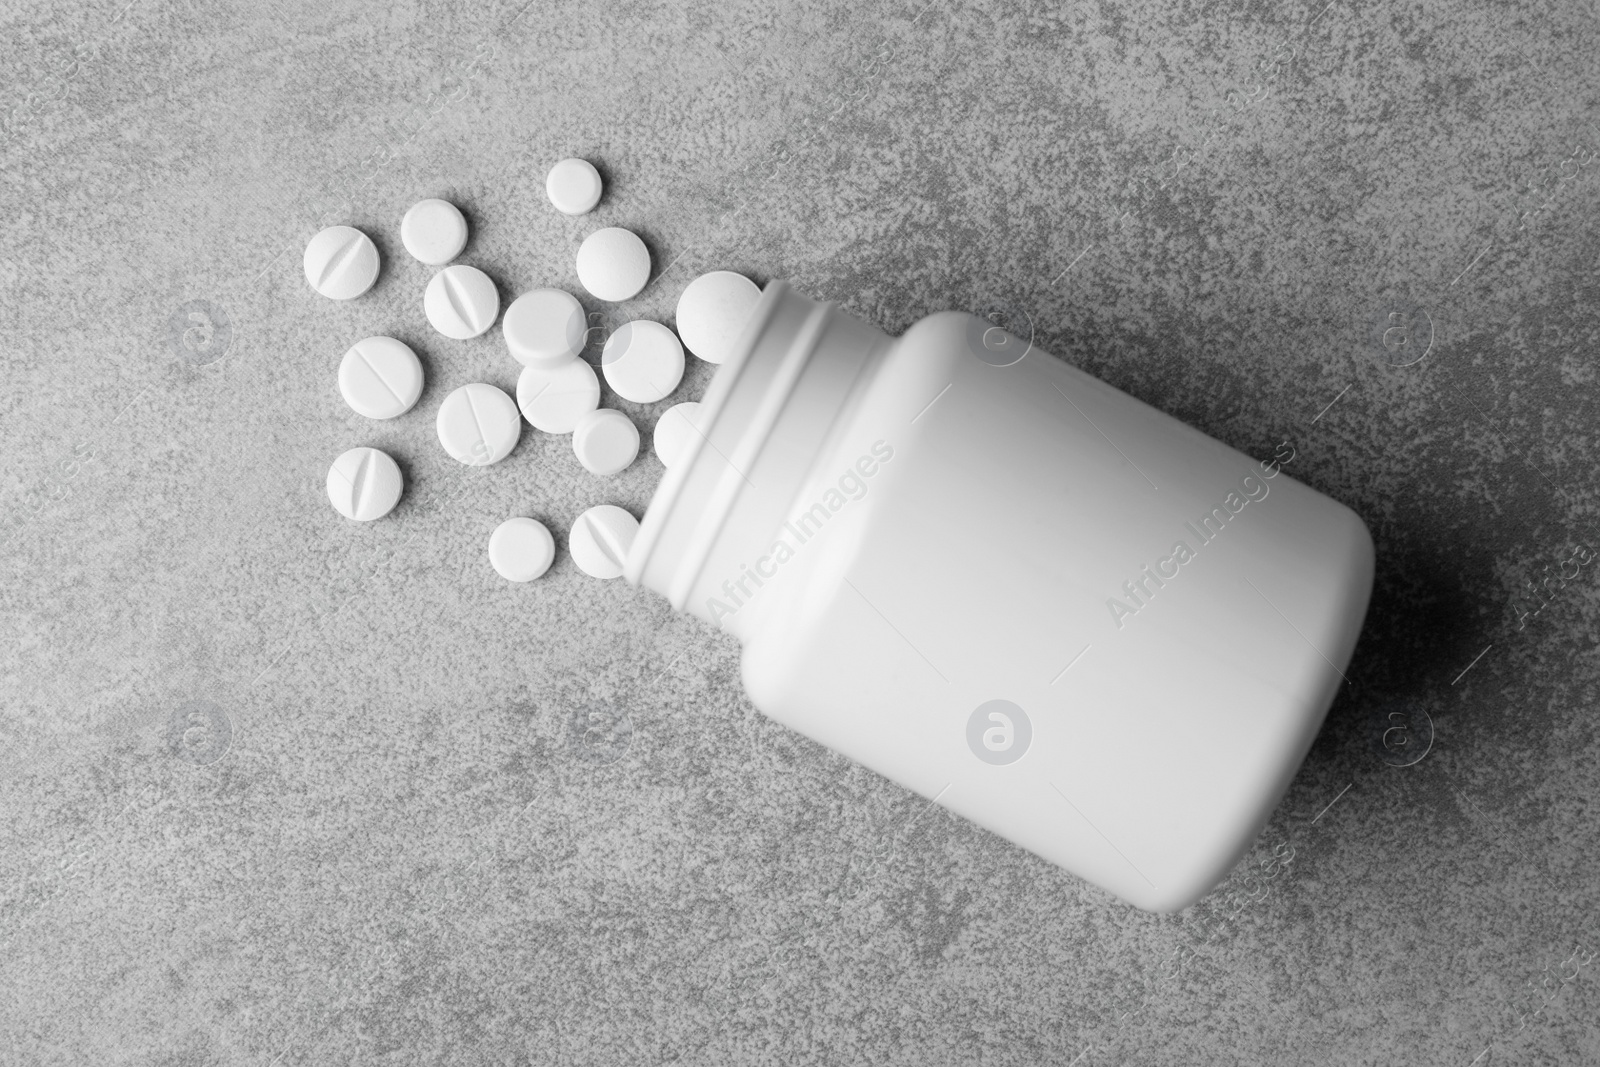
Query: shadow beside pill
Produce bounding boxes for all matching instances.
[385,332,441,410]
[585,157,614,212]
[629,227,668,291]
[452,198,481,260]
[359,222,396,294]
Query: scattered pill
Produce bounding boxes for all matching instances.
[653,401,704,469]
[326,446,403,521]
[436,383,521,465]
[516,358,600,434]
[303,225,381,300]
[504,288,587,369]
[546,158,603,216]
[568,504,639,579]
[425,264,500,339]
[676,270,762,364]
[575,227,650,302]
[401,198,468,265]
[337,336,423,420]
[572,408,640,476]
[489,516,556,582]
[601,320,685,404]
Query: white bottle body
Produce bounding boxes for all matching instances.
[630,286,1373,912]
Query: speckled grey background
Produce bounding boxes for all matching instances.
[2,0,1598,1063]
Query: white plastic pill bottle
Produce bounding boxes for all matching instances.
[627,282,1374,912]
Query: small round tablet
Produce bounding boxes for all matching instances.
[676,270,762,364]
[326,447,403,521]
[303,225,380,300]
[575,227,650,302]
[568,504,639,580]
[436,383,521,465]
[653,401,704,469]
[488,517,556,582]
[516,359,601,434]
[546,158,603,216]
[504,288,587,369]
[425,264,500,339]
[338,336,423,420]
[401,198,468,265]
[572,408,639,476]
[601,320,685,404]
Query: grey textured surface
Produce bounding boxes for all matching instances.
[3,0,1599,1063]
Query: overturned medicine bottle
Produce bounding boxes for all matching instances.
[626,282,1374,912]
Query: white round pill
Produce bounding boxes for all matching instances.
[436,383,521,465]
[676,270,763,364]
[516,358,600,434]
[575,227,651,302]
[425,265,500,340]
[326,447,403,521]
[601,320,685,404]
[504,288,587,369]
[568,504,639,580]
[337,336,423,420]
[653,401,704,469]
[401,198,468,265]
[303,225,380,300]
[571,408,639,476]
[545,158,603,216]
[488,516,556,582]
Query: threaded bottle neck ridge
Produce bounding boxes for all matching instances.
[624,282,890,632]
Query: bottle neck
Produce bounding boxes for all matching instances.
[625,282,890,637]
